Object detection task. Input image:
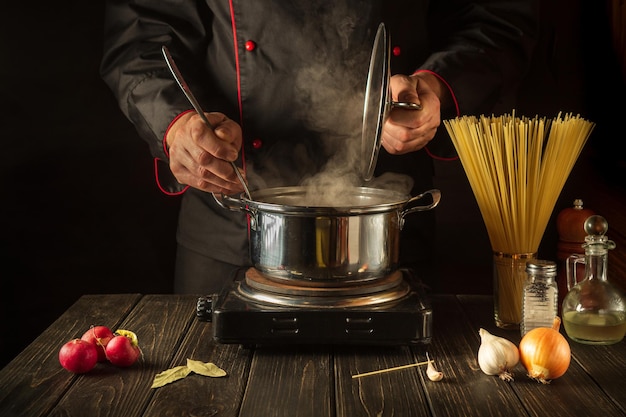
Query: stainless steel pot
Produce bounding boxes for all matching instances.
[216,186,440,282]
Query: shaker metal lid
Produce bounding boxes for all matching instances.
[361,23,389,182]
[525,260,557,274]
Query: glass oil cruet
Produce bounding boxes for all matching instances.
[562,215,626,345]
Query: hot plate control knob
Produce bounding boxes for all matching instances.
[196,296,213,322]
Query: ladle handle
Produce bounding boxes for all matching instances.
[161,45,252,200]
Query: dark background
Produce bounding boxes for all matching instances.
[1,1,625,368]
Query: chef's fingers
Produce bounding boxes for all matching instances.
[208,113,242,147]
[382,106,439,154]
[383,74,441,155]
[165,111,244,193]
[170,145,244,194]
[188,113,242,162]
[381,123,438,154]
[389,74,420,107]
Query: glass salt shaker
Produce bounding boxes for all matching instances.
[521,260,558,336]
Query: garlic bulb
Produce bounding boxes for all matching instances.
[426,353,443,381]
[477,328,519,381]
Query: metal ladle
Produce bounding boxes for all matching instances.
[161,45,252,200]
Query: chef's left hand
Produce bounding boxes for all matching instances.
[381,72,443,155]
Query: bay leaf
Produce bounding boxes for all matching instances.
[186,358,227,377]
[151,365,192,388]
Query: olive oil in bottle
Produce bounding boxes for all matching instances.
[562,215,626,345]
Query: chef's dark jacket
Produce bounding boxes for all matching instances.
[101,0,537,287]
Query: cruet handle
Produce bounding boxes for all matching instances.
[566,253,585,291]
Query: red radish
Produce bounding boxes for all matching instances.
[81,325,114,362]
[59,339,98,374]
[105,330,141,367]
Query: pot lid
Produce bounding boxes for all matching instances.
[360,23,422,181]
[361,23,389,182]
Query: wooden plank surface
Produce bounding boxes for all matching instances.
[457,295,626,417]
[3,293,626,417]
[0,294,141,417]
[47,294,197,417]
[567,339,626,414]
[239,346,333,417]
[143,314,253,417]
[419,295,527,417]
[334,345,431,417]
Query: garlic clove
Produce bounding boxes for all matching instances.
[426,353,443,382]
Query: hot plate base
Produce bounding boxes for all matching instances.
[199,268,432,346]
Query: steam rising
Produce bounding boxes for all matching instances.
[248,9,413,206]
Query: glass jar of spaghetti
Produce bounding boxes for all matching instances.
[493,252,536,329]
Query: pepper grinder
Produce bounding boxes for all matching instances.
[556,199,595,312]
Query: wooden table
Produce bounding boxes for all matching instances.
[1,293,625,417]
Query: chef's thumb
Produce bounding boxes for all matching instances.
[390,74,420,104]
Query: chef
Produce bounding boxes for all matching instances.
[101,0,538,293]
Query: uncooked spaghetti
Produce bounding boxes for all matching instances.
[444,112,595,326]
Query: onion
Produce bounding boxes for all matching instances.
[519,316,571,384]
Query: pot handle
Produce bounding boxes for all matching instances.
[212,193,247,212]
[400,189,441,218]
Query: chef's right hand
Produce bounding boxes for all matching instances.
[165,111,245,194]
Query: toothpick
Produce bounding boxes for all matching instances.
[351,360,432,379]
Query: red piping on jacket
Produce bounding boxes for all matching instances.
[229,1,252,235]
[155,109,194,195]
[414,69,460,162]
[229,0,246,173]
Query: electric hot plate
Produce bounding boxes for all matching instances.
[196,267,432,346]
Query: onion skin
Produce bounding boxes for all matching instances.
[519,317,571,384]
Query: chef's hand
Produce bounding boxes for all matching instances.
[165,111,245,194]
[381,72,444,155]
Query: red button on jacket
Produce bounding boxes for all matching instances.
[251,138,263,149]
[245,40,256,51]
